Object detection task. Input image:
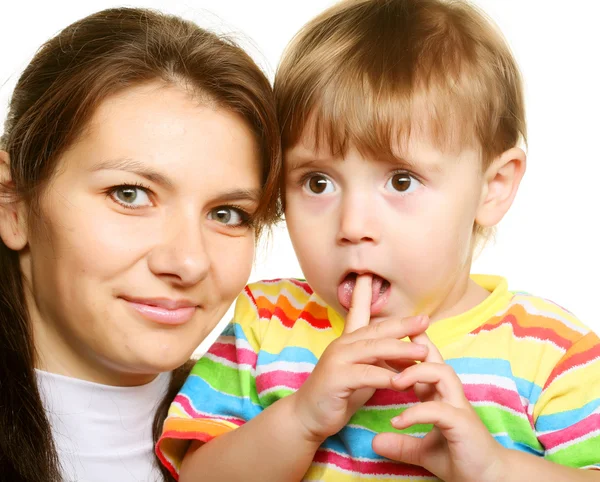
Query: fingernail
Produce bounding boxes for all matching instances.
[416,344,428,354]
[392,371,404,381]
[391,416,402,426]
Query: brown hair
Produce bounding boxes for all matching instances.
[0,7,280,481]
[275,0,526,169]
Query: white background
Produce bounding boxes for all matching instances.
[1,1,598,353]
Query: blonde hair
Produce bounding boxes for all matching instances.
[275,0,526,169]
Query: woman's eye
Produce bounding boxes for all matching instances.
[385,172,422,194]
[110,185,152,208]
[208,207,249,227]
[303,174,335,194]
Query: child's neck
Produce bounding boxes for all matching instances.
[427,275,491,324]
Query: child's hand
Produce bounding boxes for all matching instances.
[291,274,431,443]
[372,333,507,482]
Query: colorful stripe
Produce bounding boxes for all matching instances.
[157,276,600,479]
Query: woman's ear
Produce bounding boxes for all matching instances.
[0,150,28,250]
[476,147,526,228]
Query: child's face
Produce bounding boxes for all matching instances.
[284,134,487,322]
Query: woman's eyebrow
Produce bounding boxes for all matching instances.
[89,157,174,189]
[211,189,261,204]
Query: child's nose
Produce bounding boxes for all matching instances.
[336,194,380,245]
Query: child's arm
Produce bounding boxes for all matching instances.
[179,394,319,481]
[372,333,600,482]
[178,275,431,481]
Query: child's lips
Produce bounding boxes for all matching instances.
[337,272,391,314]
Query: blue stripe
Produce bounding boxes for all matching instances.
[179,373,263,421]
[536,398,600,431]
[447,357,542,403]
[320,426,385,460]
[257,346,319,365]
[494,434,543,455]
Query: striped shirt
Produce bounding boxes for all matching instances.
[157,275,600,480]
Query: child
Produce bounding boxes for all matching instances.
[157,0,600,480]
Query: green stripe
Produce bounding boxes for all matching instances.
[546,434,600,467]
[191,358,261,405]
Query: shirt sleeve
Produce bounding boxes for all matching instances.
[156,286,264,479]
[533,330,600,470]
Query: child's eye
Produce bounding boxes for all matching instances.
[303,174,335,195]
[208,206,250,227]
[385,172,422,194]
[109,185,153,208]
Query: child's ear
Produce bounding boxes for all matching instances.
[0,150,29,250]
[476,147,526,228]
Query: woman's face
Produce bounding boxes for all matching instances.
[22,82,261,385]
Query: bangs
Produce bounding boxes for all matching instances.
[282,63,483,163]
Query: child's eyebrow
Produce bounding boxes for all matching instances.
[285,157,326,173]
[385,156,443,174]
[286,151,443,175]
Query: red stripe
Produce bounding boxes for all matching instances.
[297,310,333,330]
[365,389,419,407]
[262,305,331,330]
[473,314,572,350]
[313,448,433,476]
[545,344,600,388]
[155,438,180,480]
[288,278,314,294]
[244,285,258,308]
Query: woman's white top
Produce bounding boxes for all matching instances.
[36,369,170,482]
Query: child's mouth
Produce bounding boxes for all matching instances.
[337,272,391,313]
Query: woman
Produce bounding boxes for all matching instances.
[0,7,280,481]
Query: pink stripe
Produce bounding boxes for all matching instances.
[173,393,201,418]
[313,449,433,476]
[256,370,310,391]
[462,383,527,415]
[208,342,257,367]
[538,413,600,449]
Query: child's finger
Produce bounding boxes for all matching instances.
[372,431,430,468]
[389,400,461,432]
[343,274,372,334]
[410,328,443,363]
[391,362,466,406]
[344,315,428,343]
[340,339,428,365]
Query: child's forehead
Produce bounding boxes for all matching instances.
[284,124,478,174]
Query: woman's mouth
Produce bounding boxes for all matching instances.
[337,272,391,315]
[121,297,198,325]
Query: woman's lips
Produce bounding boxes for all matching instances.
[123,298,197,325]
[337,272,391,315]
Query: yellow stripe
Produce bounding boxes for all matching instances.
[443,325,565,386]
[534,359,600,416]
